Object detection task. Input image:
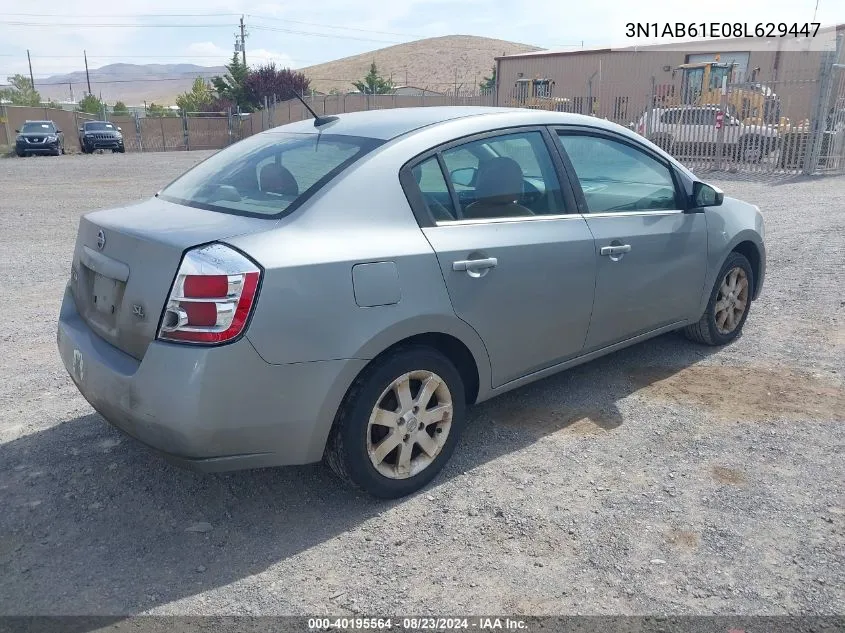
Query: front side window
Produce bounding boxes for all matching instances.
[557,133,678,213]
[436,130,567,220]
[159,132,382,217]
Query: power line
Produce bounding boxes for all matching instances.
[245,13,426,38]
[0,20,235,27]
[0,11,428,38]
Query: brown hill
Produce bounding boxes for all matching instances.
[300,35,542,95]
[34,35,541,105]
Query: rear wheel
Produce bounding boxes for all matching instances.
[738,136,763,163]
[325,346,466,498]
[684,252,753,346]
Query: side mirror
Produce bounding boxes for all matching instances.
[56,129,62,134]
[117,127,122,132]
[450,167,477,188]
[691,181,724,208]
[78,127,84,133]
[14,129,19,133]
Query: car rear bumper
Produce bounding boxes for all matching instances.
[56,284,365,472]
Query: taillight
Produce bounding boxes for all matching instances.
[157,243,261,345]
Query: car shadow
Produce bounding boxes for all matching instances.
[1,332,718,619]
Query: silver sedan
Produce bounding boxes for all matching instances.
[57,106,765,498]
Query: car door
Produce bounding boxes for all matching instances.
[403,128,596,388]
[553,127,708,352]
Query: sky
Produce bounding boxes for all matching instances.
[0,0,841,82]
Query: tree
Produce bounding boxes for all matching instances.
[146,102,176,117]
[176,77,214,114]
[0,74,41,106]
[77,93,105,115]
[212,53,252,112]
[480,66,496,92]
[113,101,129,115]
[243,63,310,107]
[352,62,394,95]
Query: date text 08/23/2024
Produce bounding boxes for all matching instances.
[307,618,529,630]
[626,22,821,39]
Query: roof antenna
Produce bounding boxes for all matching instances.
[291,91,338,127]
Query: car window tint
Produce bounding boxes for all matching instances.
[411,157,457,222]
[441,148,479,191]
[486,136,542,178]
[440,131,567,220]
[159,132,382,218]
[557,133,678,213]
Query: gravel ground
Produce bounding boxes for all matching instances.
[0,152,843,617]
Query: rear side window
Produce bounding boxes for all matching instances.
[683,109,717,125]
[411,158,457,221]
[660,111,682,124]
[159,132,383,218]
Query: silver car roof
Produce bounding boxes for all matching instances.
[261,106,627,140]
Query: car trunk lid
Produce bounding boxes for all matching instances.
[70,196,273,360]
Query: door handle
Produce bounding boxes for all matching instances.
[600,244,632,256]
[452,257,498,272]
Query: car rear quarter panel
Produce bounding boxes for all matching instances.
[224,135,494,397]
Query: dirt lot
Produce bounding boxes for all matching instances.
[0,152,843,616]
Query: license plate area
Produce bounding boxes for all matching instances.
[81,264,126,331]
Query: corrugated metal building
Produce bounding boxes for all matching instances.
[495,26,845,125]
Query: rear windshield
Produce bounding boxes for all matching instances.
[85,122,116,131]
[21,122,55,133]
[159,132,383,218]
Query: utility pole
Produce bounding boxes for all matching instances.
[26,50,35,91]
[84,50,92,95]
[239,16,247,66]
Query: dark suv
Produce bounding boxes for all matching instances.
[15,120,64,156]
[79,120,126,153]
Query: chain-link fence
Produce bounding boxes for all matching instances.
[4,57,845,178]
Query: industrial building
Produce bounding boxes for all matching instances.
[494,25,845,126]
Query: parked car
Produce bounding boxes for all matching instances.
[57,106,766,498]
[634,105,780,163]
[15,120,64,156]
[79,120,125,153]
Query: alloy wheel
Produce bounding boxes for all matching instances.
[366,370,453,479]
[714,266,749,334]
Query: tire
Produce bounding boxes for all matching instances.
[15,150,25,157]
[737,135,762,163]
[684,252,754,346]
[118,147,125,154]
[325,346,466,498]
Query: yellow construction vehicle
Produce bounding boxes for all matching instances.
[511,77,573,112]
[672,60,787,128]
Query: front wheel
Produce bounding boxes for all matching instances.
[325,346,466,498]
[684,252,753,346]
